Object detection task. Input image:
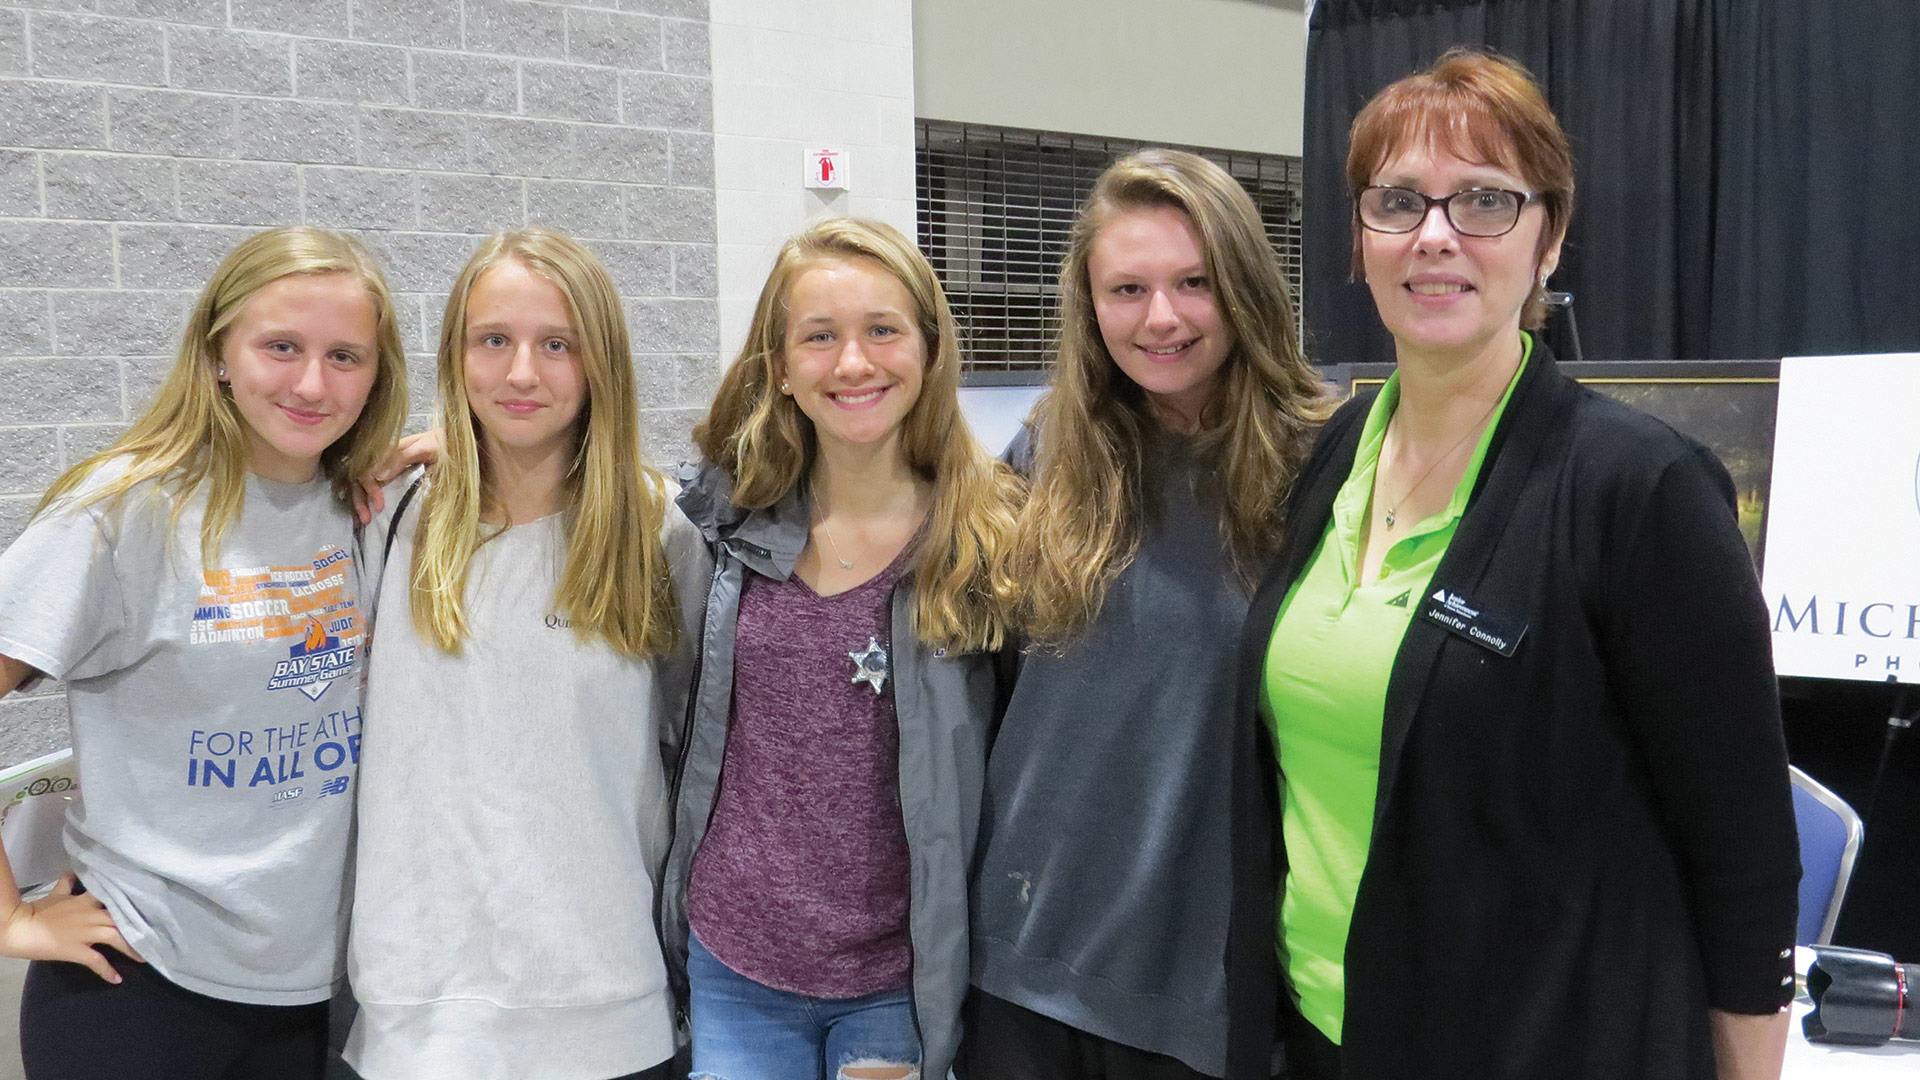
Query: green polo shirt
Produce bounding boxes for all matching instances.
[1261,333,1531,1044]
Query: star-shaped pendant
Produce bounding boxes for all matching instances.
[849,636,890,694]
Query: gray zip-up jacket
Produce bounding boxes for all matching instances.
[660,459,993,1078]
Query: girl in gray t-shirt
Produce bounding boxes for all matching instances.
[0,227,408,1080]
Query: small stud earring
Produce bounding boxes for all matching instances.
[779,380,790,393]
[217,365,226,378]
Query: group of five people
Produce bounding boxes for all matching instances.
[0,50,1796,1080]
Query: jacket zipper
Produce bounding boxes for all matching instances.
[656,553,722,1027]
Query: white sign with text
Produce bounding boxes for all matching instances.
[1762,353,1920,683]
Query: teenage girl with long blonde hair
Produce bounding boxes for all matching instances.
[345,229,706,1080]
[0,226,408,1079]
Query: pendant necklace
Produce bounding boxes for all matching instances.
[813,508,860,569]
[1381,395,1502,531]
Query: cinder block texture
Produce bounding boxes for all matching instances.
[303,166,416,230]
[0,2,719,766]
[357,107,468,172]
[410,50,518,115]
[416,172,524,233]
[526,179,623,239]
[109,89,235,157]
[522,62,620,124]
[293,39,409,104]
[464,0,566,60]
[624,0,708,20]
[0,151,36,217]
[117,224,256,289]
[166,26,294,96]
[0,11,24,78]
[672,243,715,296]
[43,154,175,222]
[350,0,463,50]
[0,222,114,287]
[662,20,710,77]
[233,99,356,164]
[0,428,62,497]
[0,692,73,766]
[49,291,192,356]
[97,0,228,25]
[233,0,352,39]
[623,72,708,132]
[0,81,107,151]
[32,13,167,87]
[566,9,662,70]
[177,160,302,225]
[0,292,54,357]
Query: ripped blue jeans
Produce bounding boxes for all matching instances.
[687,929,922,1080]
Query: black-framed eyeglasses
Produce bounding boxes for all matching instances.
[1356,186,1537,238]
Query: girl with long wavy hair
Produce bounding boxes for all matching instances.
[0,226,408,1080]
[658,216,1017,1080]
[960,149,1330,1080]
[344,229,707,1080]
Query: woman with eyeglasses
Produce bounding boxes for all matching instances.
[1223,50,1799,1080]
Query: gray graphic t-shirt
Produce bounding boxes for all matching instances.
[0,465,366,1004]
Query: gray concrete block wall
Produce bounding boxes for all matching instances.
[0,0,718,765]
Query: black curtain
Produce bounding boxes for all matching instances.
[1302,0,1920,365]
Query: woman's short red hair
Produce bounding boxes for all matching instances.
[1346,48,1576,329]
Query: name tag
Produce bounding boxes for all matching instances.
[1420,587,1527,658]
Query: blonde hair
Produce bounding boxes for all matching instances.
[410,228,678,659]
[693,216,1017,654]
[36,226,408,561]
[1006,149,1332,644]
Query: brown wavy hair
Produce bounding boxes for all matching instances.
[1346,47,1577,329]
[694,216,1018,654]
[1005,149,1331,645]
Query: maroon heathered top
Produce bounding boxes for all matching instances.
[686,550,913,998]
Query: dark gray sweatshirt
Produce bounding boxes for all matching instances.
[971,435,1249,1076]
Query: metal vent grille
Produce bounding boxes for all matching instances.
[916,119,1303,378]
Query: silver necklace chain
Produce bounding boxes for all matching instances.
[1381,396,1502,530]
[815,512,859,570]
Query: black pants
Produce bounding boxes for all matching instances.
[331,1052,673,1080]
[955,988,1218,1080]
[20,949,328,1080]
[610,1066,676,1080]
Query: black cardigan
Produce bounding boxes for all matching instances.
[1224,343,1799,1079]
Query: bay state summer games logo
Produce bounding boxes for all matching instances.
[267,617,357,701]
[190,545,361,701]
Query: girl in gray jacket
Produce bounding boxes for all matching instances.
[659,216,1018,1080]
